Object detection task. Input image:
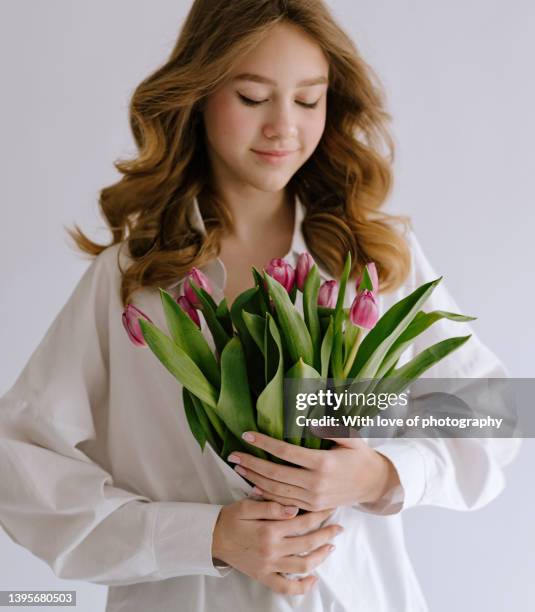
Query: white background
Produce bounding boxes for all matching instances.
[1,1,533,610]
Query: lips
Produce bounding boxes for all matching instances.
[252,149,297,157]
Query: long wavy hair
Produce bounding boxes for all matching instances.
[67,0,411,307]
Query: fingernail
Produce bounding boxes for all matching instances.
[328,544,336,552]
[284,506,298,515]
[234,465,246,476]
[227,454,240,464]
[242,432,255,442]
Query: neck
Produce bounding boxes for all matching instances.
[212,185,295,244]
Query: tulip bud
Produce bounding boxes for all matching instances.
[184,267,213,308]
[349,289,379,329]
[177,295,201,329]
[296,252,314,291]
[317,280,338,308]
[356,262,379,294]
[122,304,152,347]
[265,258,295,293]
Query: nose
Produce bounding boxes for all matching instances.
[262,102,298,141]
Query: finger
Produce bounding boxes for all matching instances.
[240,431,322,469]
[234,466,312,505]
[280,523,344,556]
[276,543,335,574]
[265,572,318,596]
[238,499,299,520]
[253,488,311,511]
[279,508,336,536]
[228,452,313,488]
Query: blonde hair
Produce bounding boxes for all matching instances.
[67,0,411,307]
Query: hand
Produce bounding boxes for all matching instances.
[226,431,401,511]
[211,499,343,595]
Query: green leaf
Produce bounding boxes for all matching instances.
[318,306,336,318]
[251,266,271,315]
[230,287,259,344]
[183,387,221,453]
[320,316,334,379]
[375,309,476,378]
[343,318,360,364]
[190,392,226,441]
[264,273,314,366]
[182,387,207,451]
[357,265,373,292]
[230,287,265,396]
[139,319,218,408]
[303,265,321,371]
[363,335,473,419]
[242,311,266,356]
[256,315,285,439]
[160,289,220,389]
[332,252,352,379]
[216,337,267,459]
[285,358,323,448]
[189,284,230,355]
[221,427,248,458]
[215,298,234,336]
[347,277,443,380]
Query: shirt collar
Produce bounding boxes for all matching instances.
[171,193,332,295]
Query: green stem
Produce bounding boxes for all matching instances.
[343,326,362,378]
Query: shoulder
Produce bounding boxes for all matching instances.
[81,241,133,290]
[381,228,440,304]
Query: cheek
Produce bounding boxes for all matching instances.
[204,95,254,149]
[302,110,326,152]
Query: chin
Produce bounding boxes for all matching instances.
[251,177,292,193]
[244,169,296,192]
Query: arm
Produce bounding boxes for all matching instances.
[0,248,227,585]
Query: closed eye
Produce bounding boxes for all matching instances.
[237,93,319,109]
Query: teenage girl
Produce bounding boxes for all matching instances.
[0,1,518,611]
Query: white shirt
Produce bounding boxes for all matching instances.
[0,195,520,612]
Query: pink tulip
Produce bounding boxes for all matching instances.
[349,289,379,329]
[356,262,379,294]
[265,258,295,293]
[296,252,314,291]
[184,267,213,308]
[122,304,152,347]
[317,280,338,308]
[177,295,201,329]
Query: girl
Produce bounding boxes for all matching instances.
[0,1,519,611]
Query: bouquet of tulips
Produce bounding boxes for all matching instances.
[122,251,475,464]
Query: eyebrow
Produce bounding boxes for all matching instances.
[232,73,328,87]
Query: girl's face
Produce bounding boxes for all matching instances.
[202,22,329,195]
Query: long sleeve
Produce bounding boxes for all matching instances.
[361,231,521,515]
[0,248,227,586]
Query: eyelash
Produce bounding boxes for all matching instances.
[237,93,319,109]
